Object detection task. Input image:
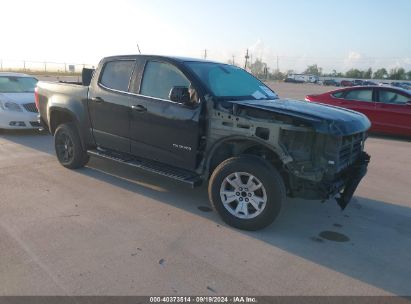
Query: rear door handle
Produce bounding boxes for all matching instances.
[131,104,147,112]
[91,97,104,103]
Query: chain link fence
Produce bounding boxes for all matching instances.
[0,59,96,75]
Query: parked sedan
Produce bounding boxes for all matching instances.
[363,80,377,86]
[322,79,339,86]
[0,73,39,130]
[353,80,364,86]
[340,80,354,87]
[305,86,411,137]
[392,82,411,90]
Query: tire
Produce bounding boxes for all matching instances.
[208,155,286,231]
[54,123,89,169]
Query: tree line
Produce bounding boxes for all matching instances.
[304,64,411,80]
[239,59,411,81]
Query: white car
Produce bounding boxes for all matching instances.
[0,72,39,130]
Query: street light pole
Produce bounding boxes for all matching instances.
[276,55,279,71]
[244,49,249,69]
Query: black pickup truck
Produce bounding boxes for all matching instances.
[36,55,371,230]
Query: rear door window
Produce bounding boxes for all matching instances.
[100,60,135,92]
[344,89,373,102]
[378,89,409,105]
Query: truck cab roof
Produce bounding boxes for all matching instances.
[101,54,220,65]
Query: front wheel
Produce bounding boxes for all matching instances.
[54,123,89,169]
[208,156,286,231]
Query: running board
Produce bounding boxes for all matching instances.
[87,149,203,187]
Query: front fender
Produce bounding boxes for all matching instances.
[203,135,289,174]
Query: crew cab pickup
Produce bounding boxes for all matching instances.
[36,55,371,230]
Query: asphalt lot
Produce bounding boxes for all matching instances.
[267,81,339,99]
[0,83,410,296]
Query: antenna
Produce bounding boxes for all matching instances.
[137,44,141,54]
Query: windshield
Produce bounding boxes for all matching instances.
[0,76,38,93]
[186,62,278,101]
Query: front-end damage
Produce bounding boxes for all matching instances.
[281,129,370,209]
[203,97,371,209]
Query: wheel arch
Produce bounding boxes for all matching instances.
[49,107,87,150]
[49,107,78,134]
[205,136,286,178]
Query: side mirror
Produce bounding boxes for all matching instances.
[169,86,190,104]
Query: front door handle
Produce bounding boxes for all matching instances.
[131,104,147,112]
[91,97,104,103]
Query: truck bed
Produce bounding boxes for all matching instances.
[36,81,89,129]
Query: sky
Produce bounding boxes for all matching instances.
[0,0,410,73]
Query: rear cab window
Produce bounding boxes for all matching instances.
[99,60,135,92]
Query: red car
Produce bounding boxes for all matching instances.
[340,80,354,87]
[305,86,411,137]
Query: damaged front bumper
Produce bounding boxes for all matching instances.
[335,151,370,210]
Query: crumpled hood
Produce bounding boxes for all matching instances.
[231,98,371,136]
[0,92,35,104]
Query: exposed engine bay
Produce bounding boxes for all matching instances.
[204,98,370,209]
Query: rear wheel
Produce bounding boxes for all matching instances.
[209,155,286,231]
[54,123,89,169]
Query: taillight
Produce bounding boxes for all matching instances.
[34,87,39,110]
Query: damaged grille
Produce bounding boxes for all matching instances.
[336,133,363,170]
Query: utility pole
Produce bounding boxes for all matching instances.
[244,49,249,69]
[44,62,47,73]
[23,60,26,71]
[203,49,207,59]
[276,55,279,71]
[232,55,235,66]
[0,59,2,71]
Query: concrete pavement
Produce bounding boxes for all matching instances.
[0,130,410,296]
